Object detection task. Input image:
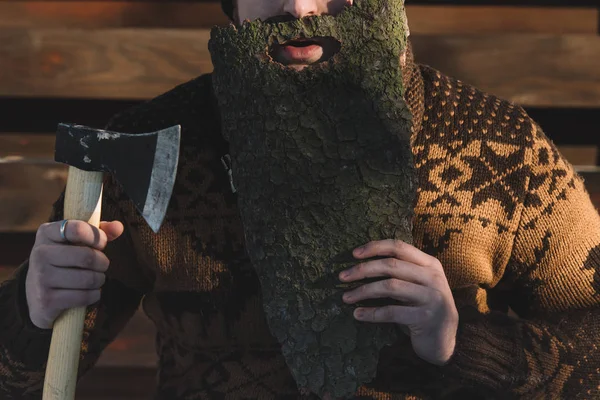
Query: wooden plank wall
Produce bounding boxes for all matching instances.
[1,0,600,387]
[1,3,599,104]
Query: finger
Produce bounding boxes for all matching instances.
[47,288,102,311]
[353,239,438,268]
[37,220,108,250]
[99,221,124,242]
[42,265,106,290]
[339,258,428,285]
[342,279,432,305]
[354,305,420,325]
[32,244,110,272]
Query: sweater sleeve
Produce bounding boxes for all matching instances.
[441,122,600,398]
[0,172,153,399]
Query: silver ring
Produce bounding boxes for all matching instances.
[59,219,69,243]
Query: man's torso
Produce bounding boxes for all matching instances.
[104,63,535,399]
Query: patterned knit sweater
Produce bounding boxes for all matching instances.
[1,48,600,399]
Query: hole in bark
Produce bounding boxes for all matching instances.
[268,36,341,68]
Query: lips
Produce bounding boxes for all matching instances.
[280,40,324,64]
[270,37,341,67]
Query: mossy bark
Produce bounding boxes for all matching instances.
[209,1,415,398]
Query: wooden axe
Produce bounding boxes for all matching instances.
[43,123,181,400]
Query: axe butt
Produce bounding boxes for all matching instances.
[42,167,104,400]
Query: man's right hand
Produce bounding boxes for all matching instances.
[25,220,124,329]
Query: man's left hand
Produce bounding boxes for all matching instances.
[339,239,458,366]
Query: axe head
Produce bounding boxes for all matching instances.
[54,123,181,233]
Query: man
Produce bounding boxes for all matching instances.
[1,0,599,398]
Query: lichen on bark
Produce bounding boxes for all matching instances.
[209,0,416,398]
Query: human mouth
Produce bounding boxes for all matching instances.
[270,37,340,68]
[281,40,324,64]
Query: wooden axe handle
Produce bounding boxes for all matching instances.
[42,167,104,400]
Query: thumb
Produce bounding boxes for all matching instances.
[99,220,125,242]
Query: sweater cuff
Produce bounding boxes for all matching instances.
[440,305,525,394]
[0,262,52,368]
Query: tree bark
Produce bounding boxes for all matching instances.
[209,1,414,398]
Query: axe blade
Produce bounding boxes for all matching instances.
[55,123,181,233]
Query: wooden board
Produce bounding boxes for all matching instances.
[411,34,600,108]
[406,6,599,34]
[0,2,229,29]
[1,30,600,107]
[0,163,66,232]
[0,2,597,34]
[0,29,213,100]
[559,146,598,166]
[0,134,56,162]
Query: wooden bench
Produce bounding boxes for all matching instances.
[1,1,599,397]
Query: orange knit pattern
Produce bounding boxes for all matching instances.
[0,54,599,399]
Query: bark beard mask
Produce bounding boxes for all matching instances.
[209,0,416,398]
